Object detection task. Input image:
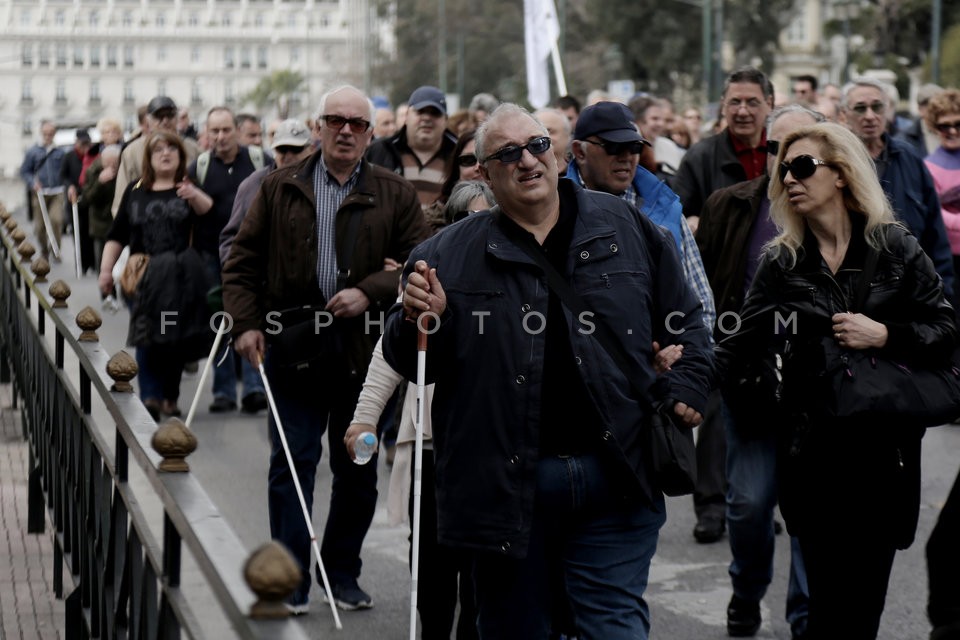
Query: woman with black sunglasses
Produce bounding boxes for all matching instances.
[717,122,957,639]
[924,89,960,309]
[421,130,484,230]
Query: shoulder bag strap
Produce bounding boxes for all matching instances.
[496,214,658,410]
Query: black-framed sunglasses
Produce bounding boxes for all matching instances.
[582,138,646,156]
[766,140,780,156]
[935,121,960,134]
[320,114,371,133]
[850,101,886,116]
[484,136,552,164]
[457,153,479,167]
[778,154,832,182]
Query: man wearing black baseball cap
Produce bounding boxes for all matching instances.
[367,85,458,207]
[111,95,200,216]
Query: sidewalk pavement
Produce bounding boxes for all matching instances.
[0,384,65,640]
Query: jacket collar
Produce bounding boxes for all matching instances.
[285,149,376,202]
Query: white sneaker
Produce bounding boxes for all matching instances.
[285,602,309,616]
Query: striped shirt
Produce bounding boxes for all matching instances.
[313,156,361,302]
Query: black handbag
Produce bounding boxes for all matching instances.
[823,247,960,427]
[498,214,698,496]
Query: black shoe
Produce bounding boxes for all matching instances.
[932,621,960,640]
[727,595,761,637]
[322,581,373,611]
[144,399,161,421]
[241,391,268,414]
[774,519,784,535]
[693,515,726,543]
[209,397,236,413]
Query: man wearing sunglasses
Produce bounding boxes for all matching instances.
[696,104,826,640]
[367,85,459,208]
[840,77,955,296]
[383,103,714,639]
[223,85,429,615]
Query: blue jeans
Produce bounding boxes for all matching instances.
[264,356,377,605]
[202,251,264,403]
[472,454,666,640]
[724,402,809,636]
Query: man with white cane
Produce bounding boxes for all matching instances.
[223,84,428,615]
[20,120,66,262]
[383,104,714,639]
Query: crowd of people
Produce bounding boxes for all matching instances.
[17,69,960,640]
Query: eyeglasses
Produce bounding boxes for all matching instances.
[766,140,780,156]
[849,101,886,116]
[484,136,552,164]
[457,153,479,167]
[778,155,832,182]
[582,138,646,156]
[320,114,371,133]
[151,144,178,155]
[153,110,177,121]
[274,145,306,155]
[725,98,764,111]
[935,121,960,134]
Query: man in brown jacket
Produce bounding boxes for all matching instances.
[222,85,428,614]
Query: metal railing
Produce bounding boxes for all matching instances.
[0,207,309,640]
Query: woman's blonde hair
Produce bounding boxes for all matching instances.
[766,122,896,267]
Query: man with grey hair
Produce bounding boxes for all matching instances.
[468,92,500,123]
[383,102,713,639]
[840,77,954,295]
[698,103,824,639]
[534,107,572,176]
[223,85,428,614]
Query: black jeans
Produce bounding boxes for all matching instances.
[928,466,960,628]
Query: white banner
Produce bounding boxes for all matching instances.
[524,0,560,109]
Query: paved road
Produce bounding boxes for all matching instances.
[13,212,958,640]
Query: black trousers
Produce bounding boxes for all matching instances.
[928,465,960,629]
[694,389,727,521]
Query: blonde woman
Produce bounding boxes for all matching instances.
[718,122,957,638]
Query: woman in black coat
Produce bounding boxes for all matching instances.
[718,122,957,639]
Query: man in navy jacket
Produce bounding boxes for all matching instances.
[383,104,713,639]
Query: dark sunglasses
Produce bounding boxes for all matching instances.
[484,136,552,164]
[274,145,306,155]
[766,140,780,156]
[778,154,832,182]
[850,101,886,116]
[935,121,960,134]
[320,114,371,133]
[582,138,646,156]
[457,153,479,167]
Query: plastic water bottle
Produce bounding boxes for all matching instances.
[353,432,377,465]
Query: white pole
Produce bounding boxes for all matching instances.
[184,316,228,429]
[550,40,568,97]
[409,328,428,640]
[35,190,61,260]
[71,201,82,278]
[258,359,343,630]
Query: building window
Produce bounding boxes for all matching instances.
[224,47,235,69]
[124,115,137,134]
[89,10,99,27]
[288,13,296,28]
[290,46,300,65]
[124,79,135,104]
[55,10,65,27]
[785,7,806,45]
[225,80,235,104]
[157,45,167,62]
[189,12,199,27]
[158,79,167,97]
[192,79,203,105]
[22,119,33,137]
[21,80,32,104]
[320,13,329,27]
[221,14,231,26]
[257,46,268,69]
[124,46,134,67]
[156,13,165,27]
[73,45,84,67]
[90,79,101,104]
[21,44,33,67]
[56,79,67,104]
[20,10,31,27]
[90,45,100,67]
[191,46,201,63]
[106,45,117,68]
[39,45,50,67]
[56,44,67,67]
[122,11,133,27]
[255,13,264,27]
[240,47,251,69]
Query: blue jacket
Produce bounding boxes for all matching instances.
[881,135,955,296]
[383,179,714,556]
[20,143,65,190]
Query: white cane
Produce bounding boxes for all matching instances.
[35,189,61,260]
[71,200,82,278]
[409,323,429,640]
[184,316,228,429]
[258,356,343,630]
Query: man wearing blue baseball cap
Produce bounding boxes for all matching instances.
[367,85,458,208]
